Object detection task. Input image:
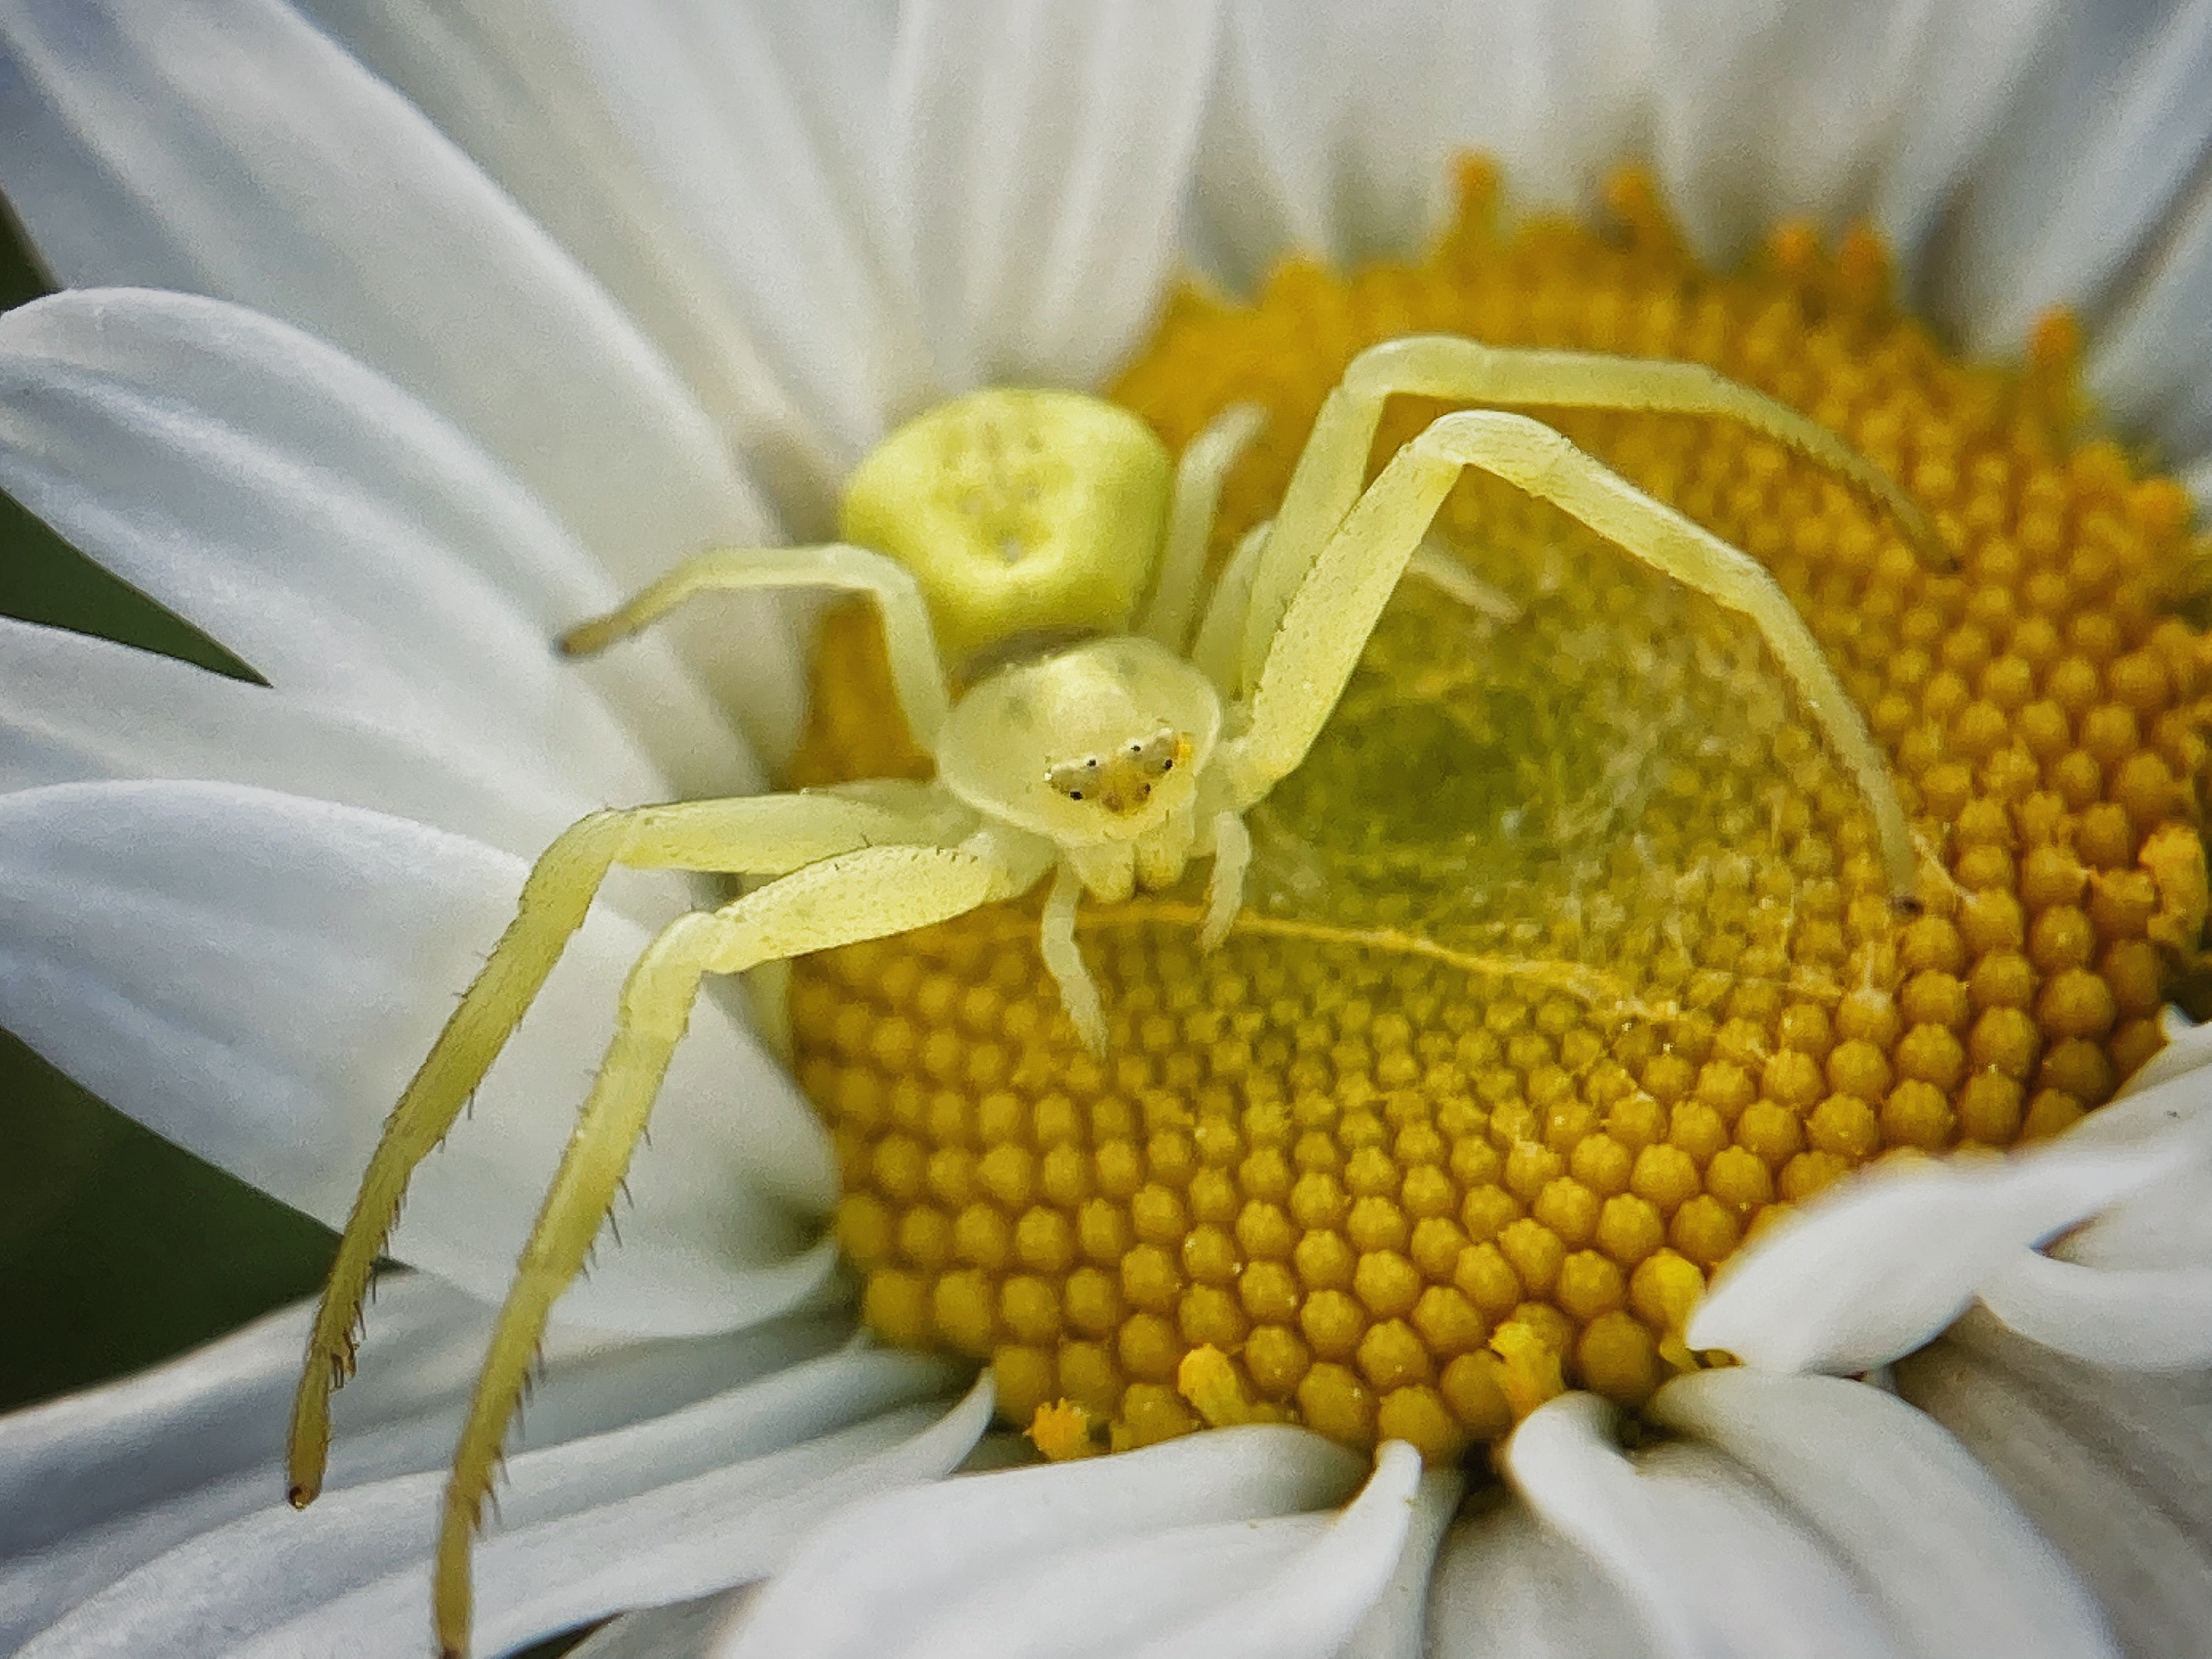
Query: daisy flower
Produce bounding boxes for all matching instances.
[4,1,2212,1656]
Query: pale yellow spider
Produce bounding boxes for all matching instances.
[285,334,1937,1657]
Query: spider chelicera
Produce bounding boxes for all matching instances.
[285,332,1938,1656]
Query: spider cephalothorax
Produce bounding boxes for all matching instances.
[285,335,1939,1657]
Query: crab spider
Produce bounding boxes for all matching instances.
[287,334,1938,1658]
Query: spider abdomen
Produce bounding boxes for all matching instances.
[840,388,1174,670]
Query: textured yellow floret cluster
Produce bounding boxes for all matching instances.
[787,163,2212,1464]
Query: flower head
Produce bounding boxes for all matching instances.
[3,2,2212,1656]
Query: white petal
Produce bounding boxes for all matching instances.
[0,0,757,560]
[2187,454,2212,515]
[889,0,1221,392]
[890,1512,1333,1659]
[22,1340,979,1659]
[721,1424,1365,1657]
[2059,1152,2212,1271]
[0,288,752,802]
[1976,1046,2212,1360]
[2056,1095,2212,1271]
[1649,0,2068,275]
[236,1372,990,1659]
[569,1588,760,1659]
[1978,1250,2212,1368]
[2089,168,2212,473]
[0,1279,849,1651]
[1192,0,2059,295]
[1865,0,2070,282]
[1122,1441,1419,1659]
[1947,1310,2212,1542]
[1188,0,1646,286]
[1426,1496,1655,1659]
[2045,1015,2212,1253]
[2107,1007,2212,1105]
[1505,1393,1900,1659]
[0,616,582,867]
[0,780,836,1335]
[1685,1137,2176,1373]
[1932,0,2212,355]
[1934,1310,2212,1541]
[1650,0,1921,265]
[1649,1369,2117,1659]
[0,0,809,756]
[0,1277,481,1646]
[531,0,925,479]
[860,1454,1419,1659]
[293,0,848,529]
[1339,1465,1464,1659]
[1896,1314,2212,1659]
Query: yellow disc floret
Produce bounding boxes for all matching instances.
[792,161,2212,1463]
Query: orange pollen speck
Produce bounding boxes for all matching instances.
[784,160,2212,1467]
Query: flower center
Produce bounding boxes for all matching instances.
[785,161,2212,1465]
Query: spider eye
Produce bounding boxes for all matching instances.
[1045,727,1194,815]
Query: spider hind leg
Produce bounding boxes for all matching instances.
[1240,332,1946,696]
[1229,408,1917,899]
[287,788,967,1510]
[430,840,1028,1657]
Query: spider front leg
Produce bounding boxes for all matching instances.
[1222,408,1917,898]
[430,836,1038,1658]
[560,541,953,748]
[1135,402,1267,654]
[1238,333,1946,695]
[285,785,968,1508]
